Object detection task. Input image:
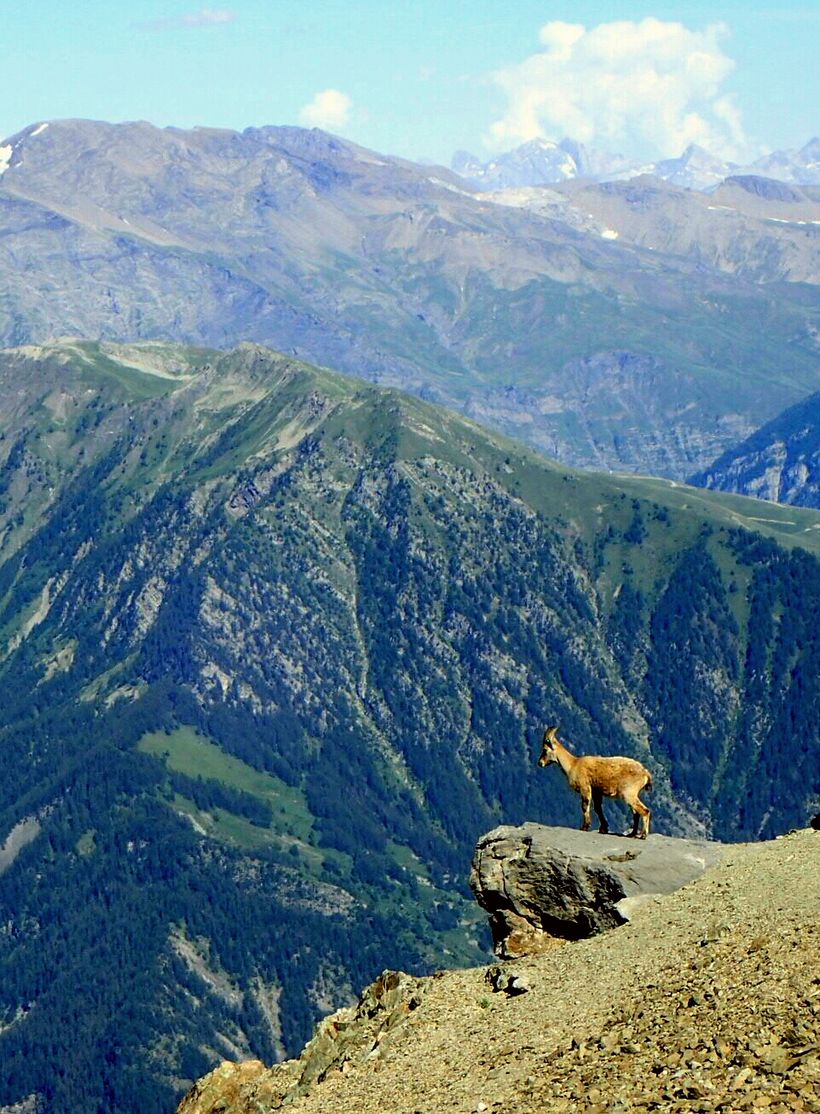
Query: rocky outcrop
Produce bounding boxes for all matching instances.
[178,825,726,1112]
[470,823,724,958]
[177,971,426,1113]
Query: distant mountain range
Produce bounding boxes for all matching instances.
[1,118,818,488]
[452,136,820,192]
[488,172,820,286]
[452,137,631,190]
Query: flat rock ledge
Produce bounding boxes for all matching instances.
[470,823,724,958]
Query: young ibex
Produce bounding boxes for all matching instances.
[538,726,652,838]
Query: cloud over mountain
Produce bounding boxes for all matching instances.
[487,18,748,161]
[299,88,353,130]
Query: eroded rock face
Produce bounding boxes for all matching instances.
[689,388,820,508]
[470,823,724,958]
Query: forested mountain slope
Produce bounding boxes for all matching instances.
[1,119,819,479]
[0,341,817,1113]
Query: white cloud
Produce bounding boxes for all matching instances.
[487,18,748,160]
[181,8,235,26]
[143,8,236,31]
[298,89,353,131]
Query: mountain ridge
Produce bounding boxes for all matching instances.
[689,389,820,508]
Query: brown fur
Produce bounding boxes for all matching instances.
[538,726,652,838]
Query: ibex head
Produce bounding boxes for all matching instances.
[538,725,560,767]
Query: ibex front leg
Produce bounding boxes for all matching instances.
[580,791,592,832]
[592,787,609,834]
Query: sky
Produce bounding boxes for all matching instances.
[1,1,817,166]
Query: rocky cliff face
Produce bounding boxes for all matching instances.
[690,390,820,508]
[176,827,820,1114]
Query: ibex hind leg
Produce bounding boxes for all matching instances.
[624,788,651,839]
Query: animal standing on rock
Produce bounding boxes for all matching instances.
[538,726,653,838]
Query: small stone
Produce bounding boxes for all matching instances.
[507,973,531,995]
[759,1044,799,1075]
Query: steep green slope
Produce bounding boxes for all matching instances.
[0,341,817,1113]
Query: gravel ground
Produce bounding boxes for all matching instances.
[179,827,819,1114]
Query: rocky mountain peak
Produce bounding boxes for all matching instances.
[799,137,820,164]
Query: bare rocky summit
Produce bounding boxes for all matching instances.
[178,827,819,1114]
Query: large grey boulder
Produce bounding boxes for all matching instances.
[470,823,724,958]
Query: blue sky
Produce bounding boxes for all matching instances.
[1,2,817,164]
